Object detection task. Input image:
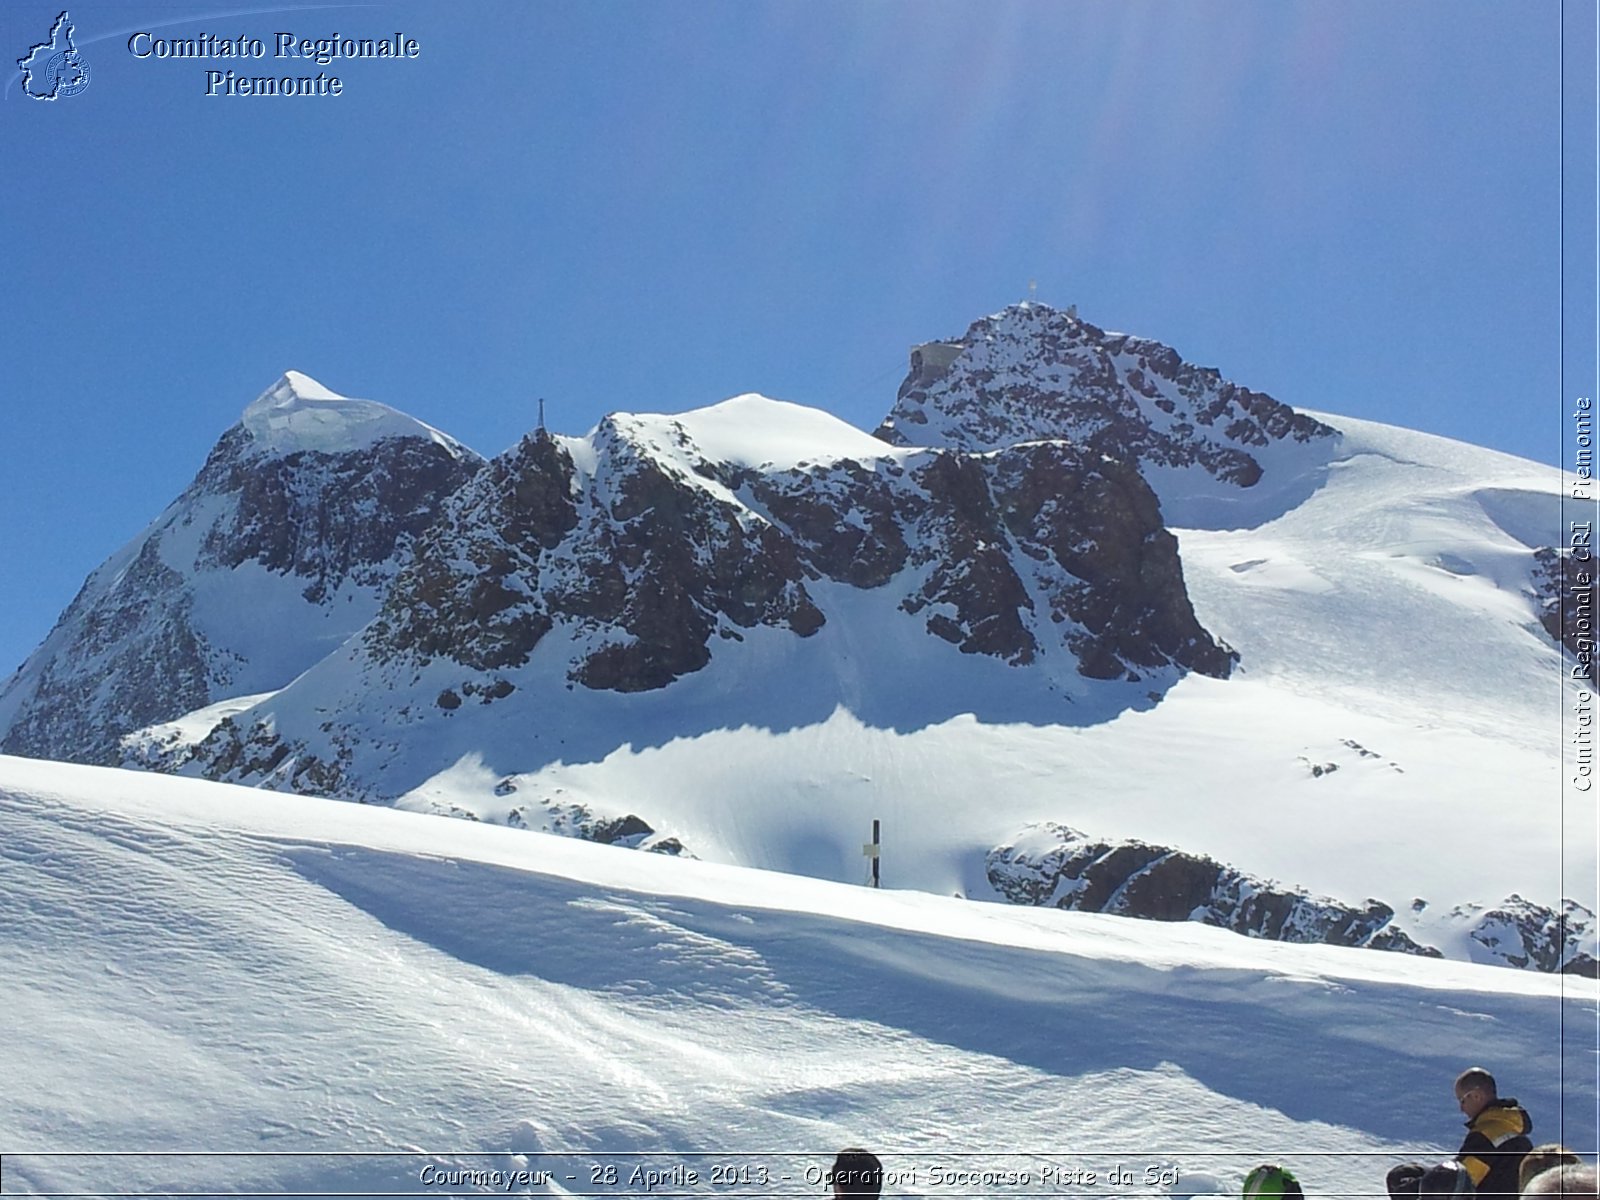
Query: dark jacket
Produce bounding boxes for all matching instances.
[1457,1098,1533,1195]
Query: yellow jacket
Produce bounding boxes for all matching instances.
[1458,1099,1533,1195]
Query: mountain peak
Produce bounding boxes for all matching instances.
[241,372,466,458]
[978,300,1094,332]
[275,369,345,401]
[876,303,1337,528]
[0,371,487,764]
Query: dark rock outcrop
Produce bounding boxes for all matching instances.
[0,539,215,765]
[986,822,1442,957]
[366,422,828,692]
[506,799,692,856]
[193,425,479,603]
[367,433,581,673]
[1454,893,1598,976]
[988,442,1236,679]
[351,411,1233,698]
[1532,547,1597,686]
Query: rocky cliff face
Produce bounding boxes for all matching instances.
[988,824,1600,974]
[357,413,1233,691]
[986,822,1440,956]
[876,304,1337,526]
[0,373,483,765]
[364,420,827,692]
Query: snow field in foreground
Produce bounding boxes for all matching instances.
[2,755,1594,1199]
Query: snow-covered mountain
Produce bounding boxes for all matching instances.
[2,756,1593,1198]
[876,303,1338,528]
[4,306,1588,975]
[0,372,484,765]
[163,389,1236,803]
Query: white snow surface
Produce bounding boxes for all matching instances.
[242,370,466,456]
[2,754,1593,1198]
[618,393,915,472]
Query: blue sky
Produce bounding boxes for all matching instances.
[1,0,1594,679]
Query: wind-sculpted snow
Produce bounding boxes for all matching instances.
[876,304,1337,529]
[1,757,1594,1199]
[0,373,483,765]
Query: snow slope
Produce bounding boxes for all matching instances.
[644,392,906,471]
[2,755,1593,1198]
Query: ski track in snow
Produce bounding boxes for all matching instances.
[2,757,1594,1198]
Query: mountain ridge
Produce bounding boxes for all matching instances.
[3,305,1588,974]
[156,388,1237,797]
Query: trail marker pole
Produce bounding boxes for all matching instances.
[863,819,880,888]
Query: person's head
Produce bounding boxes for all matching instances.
[1520,1146,1584,1193]
[829,1149,883,1200]
[1419,1162,1474,1199]
[1243,1164,1304,1199]
[1454,1068,1499,1121]
[1522,1163,1598,1200]
[1387,1164,1427,1199]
